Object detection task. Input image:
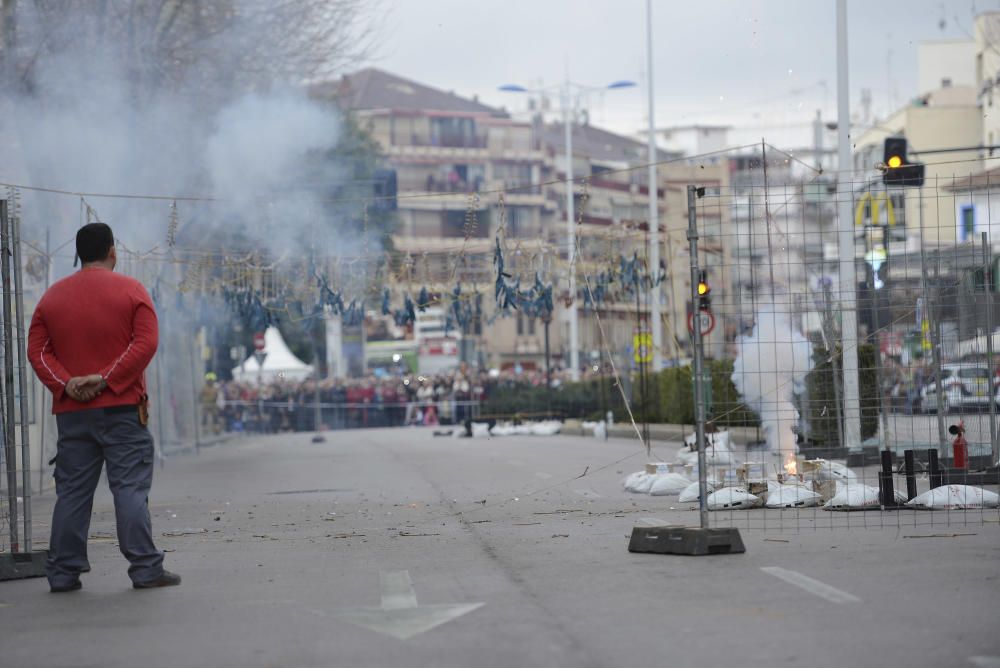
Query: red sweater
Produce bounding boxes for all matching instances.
[28,266,158,414]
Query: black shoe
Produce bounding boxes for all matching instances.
[132,570,181,589]
[50,581,82,593]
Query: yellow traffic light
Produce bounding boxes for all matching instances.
[887,155,902,169]
[697,281,710,296]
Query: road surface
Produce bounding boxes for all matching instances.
[1,428,998,668]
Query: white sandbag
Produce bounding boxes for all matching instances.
[530,420,562,436]
[905,485,1000,510]
[581,421,599,431]
[678,480,718,503]
[765,484,822,508]
[512,424,533,435]
[470,422,492,438]
[649,472,693,496]
[675,445,734,466]
[623,472,656,494]
[811,460,857,482]
[710,431,732,451]
[683,430,732,452]
[622,471,645,491]
[706,487,762,510]
[706,448,734,465]
[491,423,516,436]
[823,482,880,509]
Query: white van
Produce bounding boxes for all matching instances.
[920,363,995,413]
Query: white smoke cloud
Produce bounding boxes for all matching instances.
[732,303,813,462]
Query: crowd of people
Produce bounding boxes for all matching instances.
[199,364,574,434]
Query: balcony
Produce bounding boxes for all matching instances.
[406,133,488,149]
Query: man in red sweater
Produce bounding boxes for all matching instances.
[28,223,180,592]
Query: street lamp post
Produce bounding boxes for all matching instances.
[499,78,636,383]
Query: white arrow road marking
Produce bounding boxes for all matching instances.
[761,567,861,604]
[332,570,484,640]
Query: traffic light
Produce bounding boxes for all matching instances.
[697,270,711,311]
[883,137,906,167]
[882,137,925,187]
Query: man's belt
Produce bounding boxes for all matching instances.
[103,405,136,415]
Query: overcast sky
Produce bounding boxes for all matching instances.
[364,0,995,148]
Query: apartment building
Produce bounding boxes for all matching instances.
[854,53,982,246]
[315,68,734,372]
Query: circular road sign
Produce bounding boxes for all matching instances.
[253,332,266,351]
[687,311,716,336]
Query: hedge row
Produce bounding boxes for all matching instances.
[482,344,879,446]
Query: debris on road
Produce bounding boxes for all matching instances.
[162,528,208,536]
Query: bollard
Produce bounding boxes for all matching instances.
[878,450,897,507]
[903,449,918,501]
[928,449,942,489]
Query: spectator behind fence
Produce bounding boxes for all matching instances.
[208,365,598,435]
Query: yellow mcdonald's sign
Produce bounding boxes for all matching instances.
[855,191,897,227]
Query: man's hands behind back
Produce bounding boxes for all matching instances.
[66,374,106,402]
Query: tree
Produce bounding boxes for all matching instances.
[0,0,377,105]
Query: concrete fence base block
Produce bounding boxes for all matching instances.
[627,526,745,556]
[0,550,48,581]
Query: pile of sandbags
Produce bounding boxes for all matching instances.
[484,420,563,437]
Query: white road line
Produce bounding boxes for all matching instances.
[761,567,861,604]
[535,472,552,480]
[637,517,670,527]
[969,657,1000,668]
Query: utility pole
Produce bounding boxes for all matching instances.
[836,0,862,451]
[646,0,662,373]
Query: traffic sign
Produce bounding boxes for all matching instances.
[633,332,653,364]
[253,332,266,351]
[687,310,716,336]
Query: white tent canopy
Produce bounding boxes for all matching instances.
[232,327,314,382]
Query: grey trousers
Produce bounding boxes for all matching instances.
[48,407,164,588]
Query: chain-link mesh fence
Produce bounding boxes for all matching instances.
[673,169,1000,531]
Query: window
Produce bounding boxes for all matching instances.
[505,206,531,237]
[960,205,975,241]
[494,163,534,190]
[430,117,481,147]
